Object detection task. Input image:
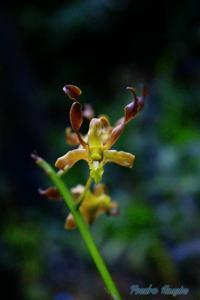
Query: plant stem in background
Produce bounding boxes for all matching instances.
[32,155,122,300]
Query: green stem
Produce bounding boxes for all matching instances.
[76,175,92,209]
[33,155,122,300]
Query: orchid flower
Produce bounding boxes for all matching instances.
[65,184,119,229]
[33,83,146,299]
[55,84,145,183]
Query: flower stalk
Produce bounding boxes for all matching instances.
[33,84,146,299]
[76,176,93,209]
[32,154,122,300]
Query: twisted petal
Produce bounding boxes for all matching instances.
[103,150,135,168]
[125,86,146,123]
[99,115,111,127]
[104,86,146,149]
[55,149,88,170]
[103,119,125,149]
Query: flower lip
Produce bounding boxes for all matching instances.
[93,160,100,169]
[89,147,103,161]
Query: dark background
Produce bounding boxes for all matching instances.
[1,0,200,299]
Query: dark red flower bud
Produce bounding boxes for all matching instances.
[70,102,88,147]
[124,85,146,123]
[70,102,83,132]
[124,101,138,123]
[38,187,61,200]
[63,84,82,101]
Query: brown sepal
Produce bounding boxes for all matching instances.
[63,84,82,101]
[124,101,138,123]
[70,102,83,132]
[70,102,88,147]
[38,187,61,201]
[124,85,146,123]
[104,119,125,149]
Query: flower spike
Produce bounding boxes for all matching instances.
[33,82,145,300]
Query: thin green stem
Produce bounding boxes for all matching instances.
[76,175,93,209]
[33,155,122,300]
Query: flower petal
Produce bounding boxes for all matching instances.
[88,118,103,148]
[124,101,138,123]
[63,84,82,101]
[103,150,135,168]
[99,115,110,127]
[71,184,85,196]
[55,149,88,170]
[71,184,85,202]
[124,86,146,123]
[103,119,125,149]
[104,86,146,149]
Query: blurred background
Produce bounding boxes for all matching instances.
[1,0,200,299]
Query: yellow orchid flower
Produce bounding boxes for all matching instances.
[55,84,146,183]
[65,184,119,230]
